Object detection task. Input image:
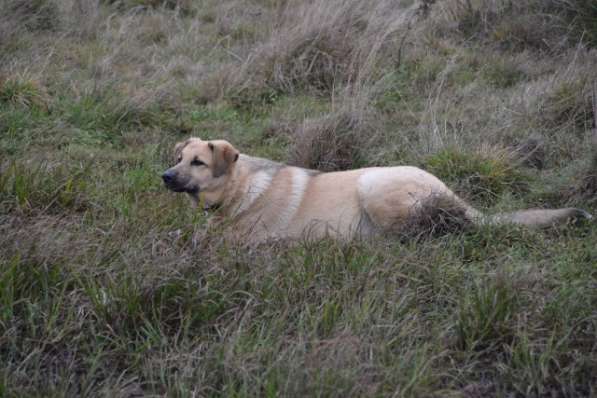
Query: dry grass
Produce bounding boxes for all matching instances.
[287,88,382,171]
[423,0,597,51]
[568,87,597,202]
[201,0,414,104]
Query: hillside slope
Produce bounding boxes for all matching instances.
[1,0,596,396]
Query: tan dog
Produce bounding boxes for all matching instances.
[162,138,591,243]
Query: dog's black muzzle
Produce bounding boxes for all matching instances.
[162,169,200,194]
[162,169,187,192]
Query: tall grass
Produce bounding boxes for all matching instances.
[204,0,413,104]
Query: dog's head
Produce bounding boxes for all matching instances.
[162,138,239,196]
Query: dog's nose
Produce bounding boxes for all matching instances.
[162,170,175,184]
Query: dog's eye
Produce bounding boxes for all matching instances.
[177,156,182,163]
[190,158,205,167]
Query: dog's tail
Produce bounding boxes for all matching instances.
[484,208,592,227]
[403,191,591,233]
[464,205,592,228]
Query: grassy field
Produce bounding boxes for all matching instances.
[1,0,596,396]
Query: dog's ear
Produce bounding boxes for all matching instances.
[209,140,240,178]
[173,139,190,163]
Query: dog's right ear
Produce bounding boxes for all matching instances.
[209,140,240,178]
[173,139,190,163]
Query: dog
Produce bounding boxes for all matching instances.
[162,138,592,243]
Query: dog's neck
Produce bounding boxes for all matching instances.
[207,155,278,218]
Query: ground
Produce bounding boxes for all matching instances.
[1,0,596,396]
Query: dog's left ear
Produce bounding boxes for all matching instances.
[209,140,240,178]
[173,139,190,162]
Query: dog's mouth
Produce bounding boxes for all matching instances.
[164,182,199,194]
[167,185,186,193]
[185,185,200,195]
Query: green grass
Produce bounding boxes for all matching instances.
[423,148,529,205]
[1,0,596,396]
[0,76,48,110]
[480,59,526,89]
[1,211,595,395]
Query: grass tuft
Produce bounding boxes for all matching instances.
[480,58,526,89]
[288,97,380,171]
[209,0,410,102]
[0,161,90,214]
[428,0,597,50]
[423,148,529,204]
[539,80,593,131]
[101,0,195,15]
[3,0,60,32]
[455,275,517,352]
[0,75,49,111]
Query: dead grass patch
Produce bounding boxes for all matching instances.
[511,134,546,170]
[204,0,412,103]
[424,0,597,51]
[539,80,594,131]
[3,0,61,32]
[287,92,382,171]
[101,0,195,14]
[567,111,597,202]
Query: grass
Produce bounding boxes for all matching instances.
[0,75,49,110]
[423,147,529,205]
[1,0,596,396]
